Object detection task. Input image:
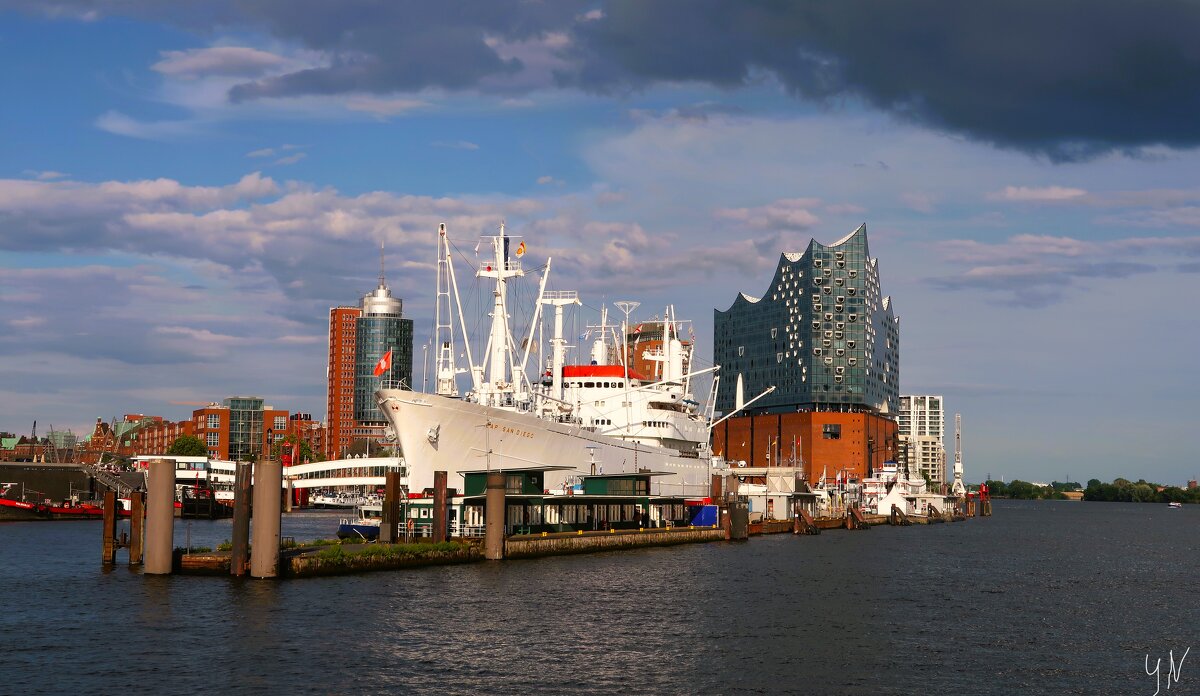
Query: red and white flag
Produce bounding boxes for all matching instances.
[373,349,393,377]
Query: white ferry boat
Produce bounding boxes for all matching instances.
[377,223,756,498]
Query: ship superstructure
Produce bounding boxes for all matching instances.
[376,223,721,497]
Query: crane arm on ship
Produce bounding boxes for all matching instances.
[707,385,777,432]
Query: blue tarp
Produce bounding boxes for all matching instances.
[689,504,718,527]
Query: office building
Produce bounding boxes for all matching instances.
[325,254,414,459]
[898,395,947,486]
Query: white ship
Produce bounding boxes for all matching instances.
[377,223,756,498]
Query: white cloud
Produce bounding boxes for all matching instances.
[344,96,430,118]
[715,198,821,230]
[8,316,46,329]
[987,185,1088,202]
[900,192,937,213]
[247,148,275,158]
[152,47,290,79]
[431,140,480,150]
[95,111,202,140]
[274,152,307,166]
[22,170,69,181]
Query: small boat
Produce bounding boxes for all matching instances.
[337,504,382,540]
[1169,501,1183,509]
[0,495,130,521]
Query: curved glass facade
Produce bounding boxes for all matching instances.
[353,285,414,424]
[713,224,899,415]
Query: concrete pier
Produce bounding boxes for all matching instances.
[144,458,175,575]
[250,459,282,578]
[485,470,505,560]
[229,461,251,577]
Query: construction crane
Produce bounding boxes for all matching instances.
[951,413,966,496]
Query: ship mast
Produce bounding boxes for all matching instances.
[541,288,580,402]
[434,223,461,396]
[475,223,525,407]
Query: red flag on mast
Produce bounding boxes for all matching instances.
[373,349,393,377]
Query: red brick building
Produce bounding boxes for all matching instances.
[326,305,362,460]
[711,410,898,485]
[76,415,160,464]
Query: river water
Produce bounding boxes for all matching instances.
[1,500,1195,694]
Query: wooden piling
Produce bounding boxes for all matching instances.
[230,461,251,577]
[102,490,118,565]
[485,470,505,560]
[250,459,282,578]
[433,471,448,543]
[380,470,402,544]
[129,491,144,565]
[144,458,175,575]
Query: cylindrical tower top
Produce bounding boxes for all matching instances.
[362,284,402,316]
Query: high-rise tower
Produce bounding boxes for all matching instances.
[326,305,361,459]
[898,395,946,486]
[325,245,413,459]
[714,224,899,415]
[352,246,413,450]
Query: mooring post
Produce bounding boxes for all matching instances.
[250,458,282,578]
[144,458,175,575]
[728,500,749,540]
[129,491,145,565]
[230,461,252,577]
[284,478,293,513]
[380,470,401,544]
[485,470,505,560]
[433,471,448,543]
[102,490,118,565]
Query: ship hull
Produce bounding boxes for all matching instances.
[378,390,713,497]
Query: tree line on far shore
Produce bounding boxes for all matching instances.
[1081,478,1196,504]
[984,477,1196,504]
[983,480,1082,500]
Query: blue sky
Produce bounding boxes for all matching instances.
[2,1,1199,485]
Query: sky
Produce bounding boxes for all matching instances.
[2,1,1199,485]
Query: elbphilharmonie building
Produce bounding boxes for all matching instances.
[714,224,899,416]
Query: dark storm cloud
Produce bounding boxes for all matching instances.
[567,1,1200,159]
[13,0,1200,157]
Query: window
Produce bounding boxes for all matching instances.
[207,414,219,429]
[274,416,286,431]
[822,424,841,439]
[206,432,219,447]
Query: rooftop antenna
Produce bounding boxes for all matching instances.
[379,239,387,288]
